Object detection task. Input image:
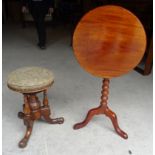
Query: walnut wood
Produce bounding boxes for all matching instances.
[73,5,146,78]
[73,79,128,139]
[18,90,64,148]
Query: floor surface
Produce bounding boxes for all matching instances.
[2,23,153,155]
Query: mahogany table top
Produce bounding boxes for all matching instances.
[73,5,146,78]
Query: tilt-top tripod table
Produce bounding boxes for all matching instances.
[72,5,146,139]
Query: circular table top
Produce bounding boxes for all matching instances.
[73,5,146,78]
[7,67,54,93]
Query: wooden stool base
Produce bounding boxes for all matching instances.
[73,79,128,139]
[18,90,64,148]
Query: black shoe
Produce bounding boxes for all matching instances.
[37,43,46,49]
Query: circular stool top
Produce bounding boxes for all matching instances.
[73,5,146,78]
[7,67,54,93]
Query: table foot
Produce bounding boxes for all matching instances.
[105,107,128,139]
[73,106,102,129]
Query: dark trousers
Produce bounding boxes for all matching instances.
[30,3,48,46]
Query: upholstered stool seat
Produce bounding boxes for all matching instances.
[7,66,64,148]
[7,67,54,93]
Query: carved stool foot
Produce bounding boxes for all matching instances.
[44,115,64,124]
[19,119,34,148]
[19,138,28,148]
[41,106,64,124]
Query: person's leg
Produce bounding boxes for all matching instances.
[30,6,41,45]
[37,10,47,47]
[30,5,47,48]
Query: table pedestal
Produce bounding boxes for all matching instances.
[73,78,128,139]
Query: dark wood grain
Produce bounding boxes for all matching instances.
[73,5,146,78]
